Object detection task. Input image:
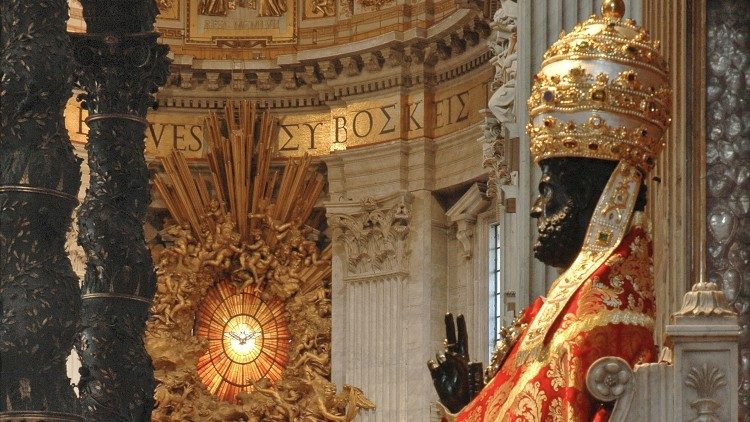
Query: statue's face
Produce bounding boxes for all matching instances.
[530,161,583,268]
[530,158,616,269]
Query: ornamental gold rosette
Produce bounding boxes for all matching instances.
[145,101,374,421]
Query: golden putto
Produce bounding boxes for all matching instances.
[526,0,671,174]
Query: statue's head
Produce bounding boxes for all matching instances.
[531,157,647,268]
[526,0,670,268]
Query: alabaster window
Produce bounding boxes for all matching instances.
[488,222,503,358]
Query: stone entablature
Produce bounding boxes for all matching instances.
[160,11,490,95]
[64,20,493,162]
[152,0,479,55]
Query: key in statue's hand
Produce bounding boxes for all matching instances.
[427,313,475,413]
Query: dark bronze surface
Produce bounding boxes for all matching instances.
[0,0,82,417]
[531,158,646,269]
[69,2,170,419]
[427,314,483,413]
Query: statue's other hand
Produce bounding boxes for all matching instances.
[427,313,472,413]
[428,351,471,413]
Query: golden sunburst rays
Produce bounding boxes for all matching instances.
[154,100,325,245]
[148,100,336,412]
[195,280,290,403]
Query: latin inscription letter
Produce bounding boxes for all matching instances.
[408,101,422,131]
[149,123,169,149]
[456,91,470,122]
[435,99,445,129]
[379,104,396,135]
[301,122,323,150]
[279,123,300,151]
[173,124,187,151]
[188,125,203,152]
[352,110,373,138]
[334,117,347,144]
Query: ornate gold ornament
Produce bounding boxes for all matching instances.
[673,281,737,318]
[517,0,671,364]
[145,101,374,421]
[356,0,394,10]
[484,315,527,384]
[156,0,173,12]
[526,0,671,174]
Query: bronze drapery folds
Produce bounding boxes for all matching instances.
[69,0,170,419]
[0,0,82,419]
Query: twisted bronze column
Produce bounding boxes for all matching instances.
[0,0,82,419]
[70,1,169,419]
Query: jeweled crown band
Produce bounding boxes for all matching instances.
[527,0,671,174]
[529,67,671,130]
[527,115,662,173]
[542,23,667,76]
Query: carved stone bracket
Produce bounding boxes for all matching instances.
[446,184,490,260]
[231,71,248,91]
[256,71,276,91]
[327,192,412,279]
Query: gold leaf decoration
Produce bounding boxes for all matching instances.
[145,100,373,421]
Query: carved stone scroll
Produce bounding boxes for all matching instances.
[327,192,412,279]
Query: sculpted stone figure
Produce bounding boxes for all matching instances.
[429,1,672,420]
[198,0,229,15]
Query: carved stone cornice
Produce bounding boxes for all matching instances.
[157,13,492,107]
[327,192,412,279]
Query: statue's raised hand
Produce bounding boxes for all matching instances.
[427,313,474,413]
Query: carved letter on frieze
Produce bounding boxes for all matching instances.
[328,193,412,278]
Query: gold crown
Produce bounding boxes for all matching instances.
[527,0,671,173]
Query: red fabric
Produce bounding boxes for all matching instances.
[456,228,655,421]
[592,407,610,422]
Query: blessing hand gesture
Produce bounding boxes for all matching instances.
[427,313,477,414]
